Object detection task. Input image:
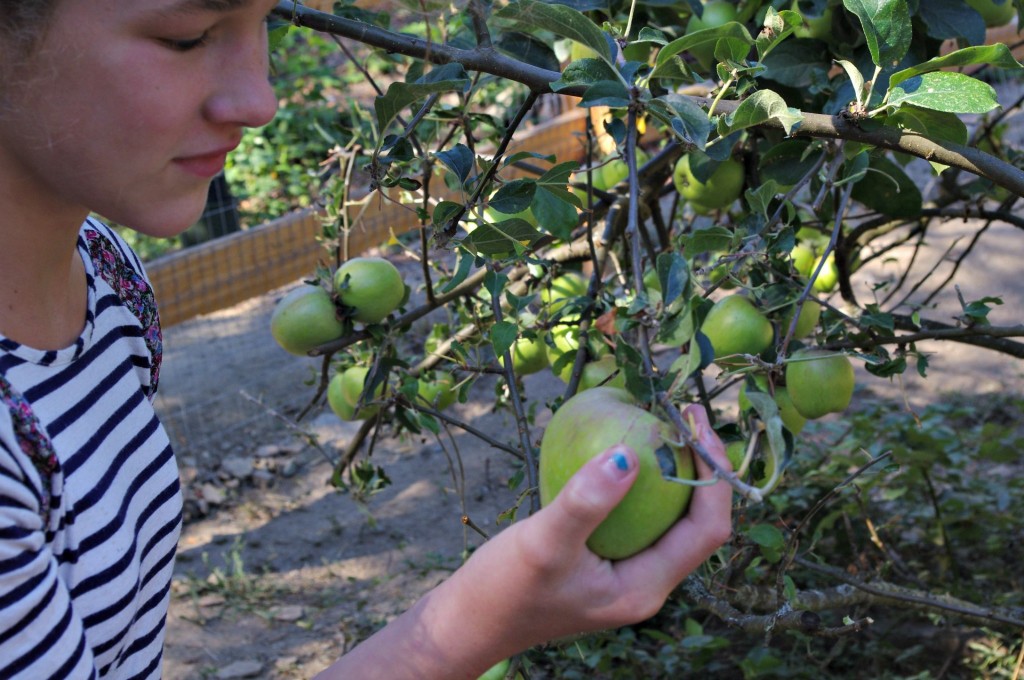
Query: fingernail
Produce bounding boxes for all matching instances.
[603,447,633,478]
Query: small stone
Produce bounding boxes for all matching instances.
[255,444,280,458]
[198,483,227,505]
[280,460,299,478]
[271,605,305,622]
[221,456,254,479]
[216,660,264,679]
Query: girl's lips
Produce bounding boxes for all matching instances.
[174,150,230,179]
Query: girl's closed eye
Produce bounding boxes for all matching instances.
[162,32,211,51]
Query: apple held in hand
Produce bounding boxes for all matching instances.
[539,387,695,560]
[785,349,855,419]
[699,295,774,365]
[333,256,406,324]
[270,284,345,356]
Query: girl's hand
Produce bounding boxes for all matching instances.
[321,403,732,680]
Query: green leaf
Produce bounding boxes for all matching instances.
[761,39,831,90]
[496,0,612,64]
[494,31,561,73]
[435,143,476,185]
[466,219,549,257]
[579,80,631,108]
[441,247,476,293]
[490,179,536,214]
[484,270,508,300]
[532,188,579,241]
[648,94,712,150]
[887,72,1000,114]
[836,59,866,105]
[652,22,753,79]
[374,63,469,137]
[754,8,802,60]
[432,200,464,231]
[656,252,690,306]
[491,321,519,359]
[851,154,922,218]
[681,225,733,255]
[843,0,912,68]
[758,140,825,188]
[550,58,620,92]
[745,523,785,549]
[718,90,803,137]
[889,44,1023,89]
[916,0,986,47]
[885,106,967,173]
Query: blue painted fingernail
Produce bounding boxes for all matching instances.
[611,451,630,471]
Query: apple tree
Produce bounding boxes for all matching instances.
[266,0,1024,674]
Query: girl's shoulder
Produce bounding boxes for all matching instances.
[79,218,162,397]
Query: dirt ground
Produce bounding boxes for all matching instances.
[155,131,1024,678]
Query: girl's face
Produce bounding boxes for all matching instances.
[0,0,280,238]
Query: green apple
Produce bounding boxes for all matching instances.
[500,334,550,376]
[416,371,459,410]
[569,41,598,62]
[790,243,815,278]
[270,284,345,356]
[700,295,774,366]
[791,0,834,39]
[966,0,1016,27]
[785,349,855,419]
[685,0,740,69]
[673,155,745,211]
[558,353,626,389]
[549,323,609,366]
[327,373,358,421]
[738,378,807,435]
[333,256,406,324]
[783,299,821,339]
[539,387,695,559]
[336,365,384,420]
[540,271,589,315]
[811,254,839,293]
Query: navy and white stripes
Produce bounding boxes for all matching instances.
[0,221,181,678]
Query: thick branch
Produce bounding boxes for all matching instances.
[681,577,872,638]
[826,319,1024,358]
[272,1,1024,198]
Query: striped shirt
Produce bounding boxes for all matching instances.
[0,220,181,678]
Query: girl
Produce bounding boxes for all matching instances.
[0,1,733,677]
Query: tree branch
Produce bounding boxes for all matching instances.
[271,1,1024,198]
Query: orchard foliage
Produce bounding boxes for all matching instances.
[267,0,1024,675]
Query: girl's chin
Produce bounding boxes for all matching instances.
[99,199,209,239]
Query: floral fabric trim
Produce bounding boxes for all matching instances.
[84,228,162,396]
[0,376,58,522]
